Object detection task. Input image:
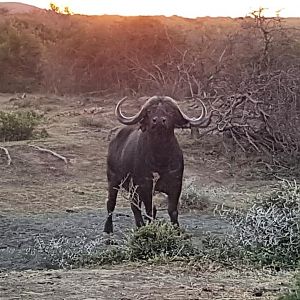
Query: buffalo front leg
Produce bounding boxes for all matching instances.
[104,183,118,233]
[132,182,156,227]
[167,188,181,227]
[143,192,157,223]
[130,192,145,228]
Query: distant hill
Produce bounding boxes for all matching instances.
[0,2,42,14]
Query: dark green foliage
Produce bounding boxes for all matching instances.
[127,221,198,261]
[0,111,41,141]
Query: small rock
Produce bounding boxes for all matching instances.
[253,289,263,297]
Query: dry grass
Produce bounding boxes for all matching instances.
[0,265,294,299]
[180,182,209,211]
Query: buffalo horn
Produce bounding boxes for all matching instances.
[164,96,212,127]
[115,96,164,125]
[115,97,145,125]
[115,96,212,127]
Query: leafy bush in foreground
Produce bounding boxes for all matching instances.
[25,180,300,270]
[0,111,41,141]
[204,180,300,269]
[127,221,197,261]
[25,222,197,269]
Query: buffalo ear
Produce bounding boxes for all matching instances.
[139,118,147,132]
[174,112,189,128]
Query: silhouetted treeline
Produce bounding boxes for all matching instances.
[0,10,298,96]
[1,10,300,163]
[0,12,182,93]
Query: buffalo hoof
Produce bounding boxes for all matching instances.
[103,218,113,234]
[135,219,146,228]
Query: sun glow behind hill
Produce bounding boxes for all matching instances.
[0,0,299,17]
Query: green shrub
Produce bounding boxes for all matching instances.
[203,180,300,269]
[0,111,41,141]
[25,221,198,269]
[127,221,198,261]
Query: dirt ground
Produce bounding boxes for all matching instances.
[0,265,295,300]
[0,93,291,299]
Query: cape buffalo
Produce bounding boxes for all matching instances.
[104,96,212,233]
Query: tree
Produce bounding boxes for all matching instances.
[49,2,60,14]
[0,20,42,92]
[63,6,72,15]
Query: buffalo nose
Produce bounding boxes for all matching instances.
[152,116,167,126]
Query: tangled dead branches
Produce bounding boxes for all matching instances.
[205,69,300,161]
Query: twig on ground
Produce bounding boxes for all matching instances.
[29,145,68,164]
[0,146,12,166]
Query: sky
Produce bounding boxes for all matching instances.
[2,0,299,18]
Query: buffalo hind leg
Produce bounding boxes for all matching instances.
[104,183,118,233]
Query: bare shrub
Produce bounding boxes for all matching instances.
[209,69,300,160]
[26,236,128,269]
[180,183,209,210]
[205,11,300,168]
[204,180,300,269]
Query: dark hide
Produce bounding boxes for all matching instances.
[104,98,189,233]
